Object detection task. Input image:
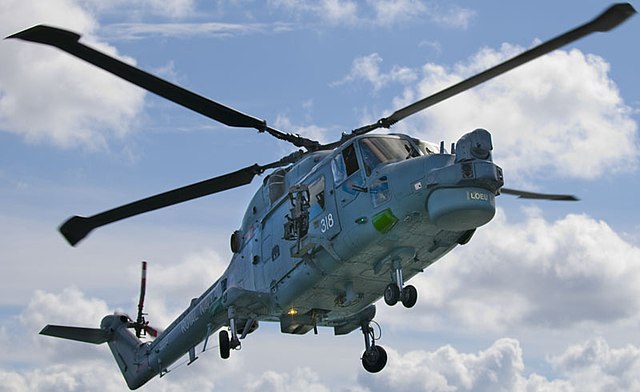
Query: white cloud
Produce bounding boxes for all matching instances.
[0,0,145,150]
[380,44,638,181]
[334,45,638,183]
[269,0,359,25]
[385,208,640,334]
[334,53,418,91]
[427,4,476,29]
[79,0,196,19]
[141,249,228,327]
[6,271,640,391]
[269,0,474,28]
[100,21,282,40]
[358,339,571,392]
[245,367,330,392]
[0,362,124,392]
[549,337,640,392]
[20,287,111,331]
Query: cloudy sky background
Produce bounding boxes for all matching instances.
[1,0,639,390]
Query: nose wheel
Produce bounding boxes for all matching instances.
[384,262,418,308]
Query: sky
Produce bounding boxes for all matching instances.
[0,0,639,391]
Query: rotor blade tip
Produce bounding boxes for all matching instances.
[59,215,92,247]
[5,24,81,45]
[591,3,637,32]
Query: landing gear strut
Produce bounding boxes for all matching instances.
[360,320,387,373]
[384,261,418,308]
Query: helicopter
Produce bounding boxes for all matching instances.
[6,3,636,390]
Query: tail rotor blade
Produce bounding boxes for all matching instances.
[144,325,160,337]
[137,261,147,325]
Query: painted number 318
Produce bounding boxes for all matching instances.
[320,213,334,233]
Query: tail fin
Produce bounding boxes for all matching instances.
[40,314,157,390]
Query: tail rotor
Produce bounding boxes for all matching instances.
[129,261,159,338]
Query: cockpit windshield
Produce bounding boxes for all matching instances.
[359,136,420,176]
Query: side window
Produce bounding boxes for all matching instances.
[308,176,325,219]
[267,169,287,204]
[343,144,359,177]
[331,155,346,184]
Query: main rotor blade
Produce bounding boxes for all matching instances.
[501,187,579,201]
[6,25,320,150]
[347,3,636,138]
[59,164,262,246]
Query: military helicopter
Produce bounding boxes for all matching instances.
[7,3,636,390]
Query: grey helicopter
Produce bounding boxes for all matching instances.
[7,3,636,390]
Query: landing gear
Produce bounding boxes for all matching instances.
[219,307,242,360]
[360,320,387,373]
[384,262,418,308]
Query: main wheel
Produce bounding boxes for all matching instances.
[219,330,230,359]
[362,345,387,373]
[401,285,418,308]
[384,283,400,306]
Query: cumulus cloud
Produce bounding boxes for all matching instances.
[0,0,146,150]
[245,367,330,392]
[141,248,228,327]
[333,53,418,91]
[336,44,637,181]
[549,337,640,391]
[357,338,640,392]
[403,44,638,181]
[385,208,640,334]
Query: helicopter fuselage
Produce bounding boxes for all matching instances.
[115,128,504,387]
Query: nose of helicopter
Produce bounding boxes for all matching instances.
[427,187,496,231]
[424,128,503,231]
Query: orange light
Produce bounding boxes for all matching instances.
[287,308,298,316]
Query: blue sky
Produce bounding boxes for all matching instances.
[1,1,639,390]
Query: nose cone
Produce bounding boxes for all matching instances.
[427,187,496,231]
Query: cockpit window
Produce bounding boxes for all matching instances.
[359,137,420,176]
[416,140,439,155]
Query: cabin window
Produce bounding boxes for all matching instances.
[359,137,420,176]
[267,169,287,204]
[308,176,325,219]
[331,155,346,184]
[332,143,360,185]
[343,144,359,177]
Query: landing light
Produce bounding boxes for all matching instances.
[287,308,298,316]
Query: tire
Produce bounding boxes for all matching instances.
[401,285,418,308]
[219,330,230,359]
[362,345,387,373]
[384,283,400,306]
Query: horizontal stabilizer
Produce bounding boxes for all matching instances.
[40,324,110,344]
